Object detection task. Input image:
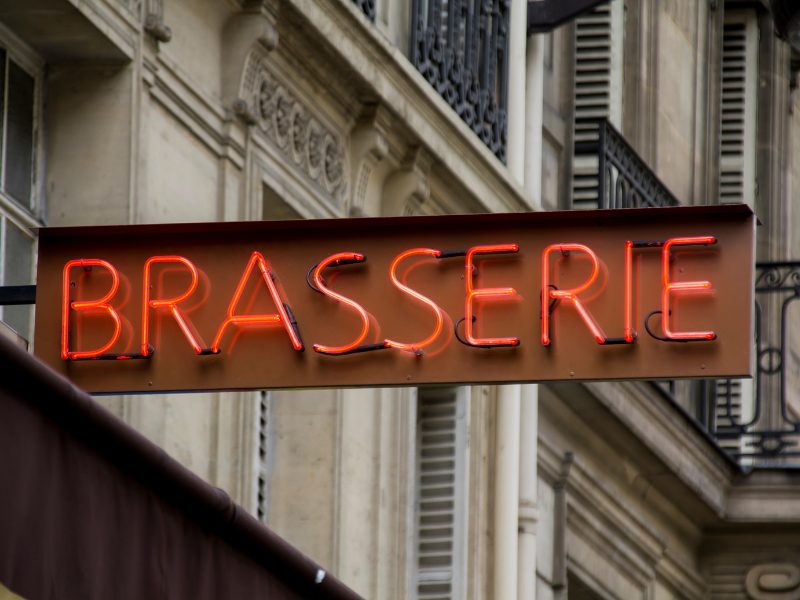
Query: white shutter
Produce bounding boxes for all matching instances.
[415,387,469,600]
[719,11,758,207]
[571,0,623,209]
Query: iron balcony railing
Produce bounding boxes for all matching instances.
[574,119,680,209]
[696,262,800,468]
[409,0,510,162]
[575,119,800,468]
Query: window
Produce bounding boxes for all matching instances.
[719,10,758,206]
[571,0,624,209]
[0,39,42,344]
[414,387,469,600]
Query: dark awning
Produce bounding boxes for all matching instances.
[0,333,362,600]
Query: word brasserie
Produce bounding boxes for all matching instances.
[35,206,755,393]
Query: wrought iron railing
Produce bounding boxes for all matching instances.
[409,0,509,162]
[574,121,800,468]
[574,119,680,209]
[695,262,800,468]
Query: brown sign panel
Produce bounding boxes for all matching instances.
[34,205,755,394]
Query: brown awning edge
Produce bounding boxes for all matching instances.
[0,332,362,600]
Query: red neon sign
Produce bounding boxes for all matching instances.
[464,244,520,347]
[661,236,717,341]
[384,247,445,353]
[624,241,635,343]
[541,243,612,346]
[142,256,206,356]
[212,251,304,353]
[311,252,375,355]
[57,235,725,364]
[61,259,122,360]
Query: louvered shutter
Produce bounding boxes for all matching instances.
[719,11,758,206]
[714,378,754,458]
[571,0,623,209]
[415,387,469,600]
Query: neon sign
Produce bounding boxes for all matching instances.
[36,206,755,392]
[142,255,206,356]
[212,251,304,354]
[60,238,724,357]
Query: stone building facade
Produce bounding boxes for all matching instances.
[2,0,800,598]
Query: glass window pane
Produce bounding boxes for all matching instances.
[3,220,33,340]
[5,59,34,208]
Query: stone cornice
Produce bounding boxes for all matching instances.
[583,381,735,517]
[725,469,800,522]
[538,436,707,598]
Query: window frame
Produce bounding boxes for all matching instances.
[0,22,44,343]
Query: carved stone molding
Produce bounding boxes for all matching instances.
[143,0,171,42]
[745,563,800,599]
[223,6,278,124]
[348,105,391,216]
[240,59,347,202]
[383,147,432,217]
[116,0,143,19]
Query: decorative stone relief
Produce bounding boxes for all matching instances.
[745,563,800,599]
[348,105,390,217]
[382,147,431,217]
[240,58,347,202]
[142,0,171,42]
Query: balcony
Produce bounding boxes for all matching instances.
[409,0,509,162]
[694,262,800,468]
[574,118,680,209]
[576,118,800,468]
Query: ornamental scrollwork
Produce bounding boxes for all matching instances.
[597,120,680,209]
[242,59,347,202]
[755,263,800,292]
[410,0,509,162]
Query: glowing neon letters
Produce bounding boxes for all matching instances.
[541,243,609,346]
[310,252,374,355]
[661,236,717,341]
[142,256,205,356]
[60,236,720,361]
[384,248,446,352]
[61,259,123,360]
[212,251,304,353]
[464,244,521,347]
